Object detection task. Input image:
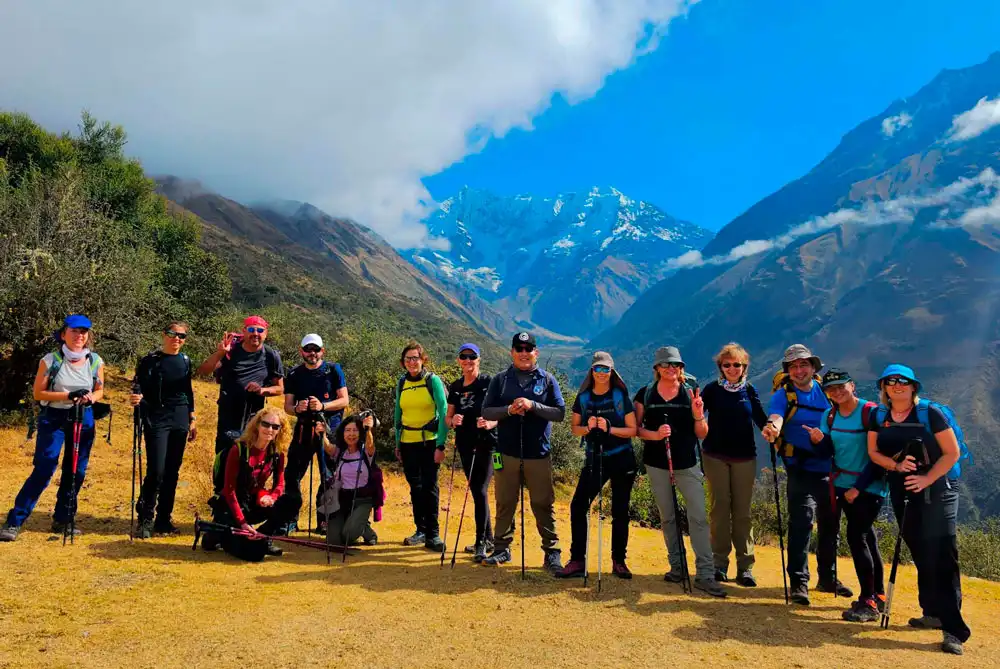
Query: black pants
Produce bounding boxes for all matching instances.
[210,501,276,562]
[786,468,838,587]
[459,447,494,545]
[137,405,189,524]
[569,448,637,563]
[890,478,970,642]
[280,426,330,528]
[835,487,884,601]
[400,441,440,538]
[213,397,262,454]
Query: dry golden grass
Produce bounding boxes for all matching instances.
[1,375,998,668]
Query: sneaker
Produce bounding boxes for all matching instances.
[464,543,477,554]
[817,579,853,598]
[790,583,810,606]
[362,528,378,546]
[482,547,512,566]
[941,632,964,656]
[0,524,20,542]
[842,599,879,623]
[137,519,154,540]
[473,541,492,563]
[714,569,729,583]
[874,593,887,613]
[612,561,633,580]
[543,549,563,576]
[424,536,446,553]
[735,570,757,587]
[51,522,82,537]
[908,615,942,630]
[153,519,180,535]
[694,578,727,598]
[663,570,685,583]
[402,531,426,546]
[556,559,586,578]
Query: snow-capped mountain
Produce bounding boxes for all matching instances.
[403,186,713,340]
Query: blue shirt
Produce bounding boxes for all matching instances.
[768,381,830,473]
[820,402,885,497]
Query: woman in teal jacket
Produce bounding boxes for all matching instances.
[393,340,448,551]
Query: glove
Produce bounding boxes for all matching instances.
[68,389,89,403]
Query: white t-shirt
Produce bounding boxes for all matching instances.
[41,352,102,409]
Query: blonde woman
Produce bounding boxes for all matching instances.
[700,343,768,587]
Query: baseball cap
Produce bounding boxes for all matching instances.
[301,333,323,349]
[64,314,92,330]
[821,368,853,388]
[591,351,615,369]
[244,315,269,329]
[457,343,481,357]
[511,332,537,348]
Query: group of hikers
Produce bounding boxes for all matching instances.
[0,314,974,655]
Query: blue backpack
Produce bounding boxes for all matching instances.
[578,386,631,456]
[875,398,973,479]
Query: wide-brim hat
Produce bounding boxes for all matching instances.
[781,344,822,372]
[877,364,921,391]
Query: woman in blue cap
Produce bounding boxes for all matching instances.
[866,364,969,655]
[1,315,105,541]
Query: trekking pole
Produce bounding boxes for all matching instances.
[596,436,604,594]
[769,445,790,604]
[881,495,910,629]
[343,441,366,564]
[440,446,459,567]
[129,386,141,541]
[665,437,691,593]
[450,449,475,569]
[519,416,525,581]
[65,404,84,546]
[583,436,592,587]
[307,415,316,539]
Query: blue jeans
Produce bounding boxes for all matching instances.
[6,407,95,527]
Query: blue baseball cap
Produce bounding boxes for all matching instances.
[457,343,481,357]
[64,314,92,330]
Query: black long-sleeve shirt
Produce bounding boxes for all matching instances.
[136,351,195,413]
[700,380,767,461]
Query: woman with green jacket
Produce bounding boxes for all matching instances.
[393,340,448,551]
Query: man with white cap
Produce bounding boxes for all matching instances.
[281,333,349,533]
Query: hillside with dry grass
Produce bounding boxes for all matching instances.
[1,374,999,668]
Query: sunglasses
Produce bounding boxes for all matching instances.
[164,330,188,340]
[513,346,536,353]
[459,353,479,361]
[302,346,321,354]
[260,420,281,430]
[721,362,743,369]
[592,365,611,374]
[246,327,266,334]
[404,355,422,362]
[883,377,913,386]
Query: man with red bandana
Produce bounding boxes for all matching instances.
[197,316,285,456]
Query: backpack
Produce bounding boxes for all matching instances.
[874,399,973,479]
[496,366,552,402]
[137,349,192,408]
[217,345,281,385]
[397,371,441,433]
[210,439,279,508]
[578,386,632,457]
[825,401,878,433]
[641,373,699,426]
[46,349,101,392]
[29,349,109,437]
[771,370,829,458]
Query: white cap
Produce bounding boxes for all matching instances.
[300,333,323,348]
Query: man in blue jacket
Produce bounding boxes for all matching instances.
[761,344,851,605]
[480,332,565,574]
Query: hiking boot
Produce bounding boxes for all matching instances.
[137,519,154,540]
[0,524,20,542]
[694,578,727,598]
[201,531,221,551]
[473,541,492,563]
[790,583,810,606]
[543,550,563,576]
[265,541,283,557]
[908,615,942,630]
[842,599,879,623]
[402,531,426,546]
[663,570,685,583]
[153,519,180,535]
[941,632,964,656]
[362,527,378,546]
[482,547,511,566]
[714,569,729,583]
[817,579,853,598]
[425,536,446,553]
[51,522,81,537]
[556,559,586,578]
[612,561,633,580]
[735,570,757,587]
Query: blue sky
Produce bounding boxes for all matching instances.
[423,0,1000,232]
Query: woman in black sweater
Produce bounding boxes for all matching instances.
[701,342,767,586]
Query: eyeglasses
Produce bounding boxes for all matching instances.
[513,346,536,353]
[592,366,611,374]
[246,327,266,334]
[302,346,321,354]
[721,362,743,369]
[260,420,281,430]
[404,355,422,363]
[164,331,188,340]
[883,377,913,386]
[459,353,479,361]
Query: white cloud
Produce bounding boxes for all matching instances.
[947,96,1000,142]
[0,1,696,247]
[668,168,1000,269]
[881,112,912,137]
